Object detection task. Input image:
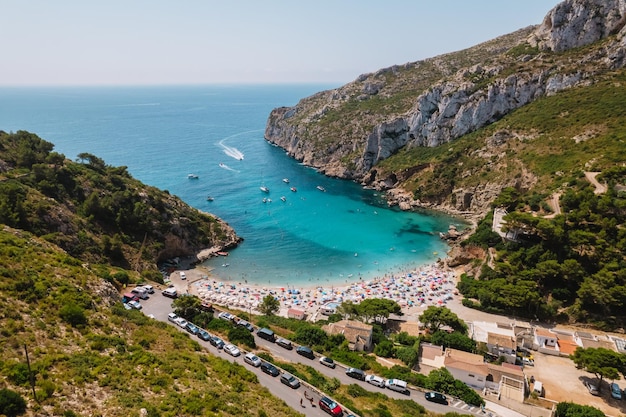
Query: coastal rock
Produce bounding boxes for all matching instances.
[528,0,626,52]
[264,0,626,222]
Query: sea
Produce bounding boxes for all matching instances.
[0,85,464,288]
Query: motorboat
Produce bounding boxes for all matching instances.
[290,187,297,192]
[316,185,326,192]
[280,196,286,202]
[207,196,214,201]
[282,178,290,183]
[260,186,270,193]
[188,174,199,179]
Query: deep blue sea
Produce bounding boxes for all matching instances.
[0,85,463,287]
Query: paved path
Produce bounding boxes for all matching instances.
[585,171,607,194]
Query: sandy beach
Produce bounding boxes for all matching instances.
[170,257,461,323]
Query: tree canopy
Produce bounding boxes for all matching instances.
[458,171,626,329]
[258,295,280,316]
[419,306,468,334]
[570,347,626,387]
[336,298,401,324]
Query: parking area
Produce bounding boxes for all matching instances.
[530,353,626,416]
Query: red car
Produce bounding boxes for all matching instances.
[319,396,343,417]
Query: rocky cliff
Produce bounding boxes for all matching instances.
[265,0,626,220]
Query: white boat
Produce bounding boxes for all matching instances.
[282,178,290,183]
[280,196,286,202]
[316,185,326,192]
[260,186,270,193]
[188,174,199,179]
[290,187,297,192]
[207,196,214,201]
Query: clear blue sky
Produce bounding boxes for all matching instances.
[1,0,561,86]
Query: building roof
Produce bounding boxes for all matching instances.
[323,320,372,345]
[535,328,557,338]
[287,308,306,318]
[487,362,525,379]
[445,348,485,365]
[487,332,516,350]
[575,331,595,340]
[445,358,489,376]
[421,343,444,361]
[558,339,580,356]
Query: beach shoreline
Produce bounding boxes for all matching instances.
[171,254,461,323]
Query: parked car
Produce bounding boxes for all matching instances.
[280,372,300,389]
[218,311,233,321]
[260,362,280,377]
[585,380,600,396]
[276,337,292,350]
[180,271,186,280]
[238,320,254,332]
[319,356,336,368]
[611,382,622,400]
[197,329,211,341]
[345,368,366,381]
[244,353,262,367]
[127,300,142,310]
[210,336,225,349]
[257,327,276,342]
[123,303,132,310]
[142,284,154,294]
[522,357,535,367]
[224,343,241,357]
[424,391,447,404]
[365,374,385,388]
[385,378,409,394]
[319,396,343,416]
[185,322,199,335]
[167,312,178,322]
[296,346,315,359]
[174,317,188,328]
[162,287,178,298]
[200,302,213,312]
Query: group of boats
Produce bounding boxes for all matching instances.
[257,178,327,203]
[200,174,327,204]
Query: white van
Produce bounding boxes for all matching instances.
[533,380,543,396]
[131,286,149,300]
[142,284,154,294]
[180,272,187,280]
[385,378,408,394]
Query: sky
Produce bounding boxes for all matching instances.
[1,0,562,86]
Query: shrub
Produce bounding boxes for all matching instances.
[59,303,87,327]
[228,327,256,348]
[555,402,605,417]
[0,388,27,417]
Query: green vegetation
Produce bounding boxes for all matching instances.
[0,228,299,417]
[0,130,236,279]
[555,402,605,417]
[0,389,27,417]
[458,173,626,328]
[258,294,280,316]
[570,347,626,389]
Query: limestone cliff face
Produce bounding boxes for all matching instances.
[265,0,626,219]
[529,0,626,52]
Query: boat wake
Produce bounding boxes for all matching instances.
[219,162,239,173]
[218,137,246,161]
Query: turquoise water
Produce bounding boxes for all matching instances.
[0,85,462,287]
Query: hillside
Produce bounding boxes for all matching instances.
[265,0,626,220]
[0,226,300,417]
[263,0,626,329]
[0,130,241,280]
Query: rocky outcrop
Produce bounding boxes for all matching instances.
[529,0,626,52]
[265,0,626,220]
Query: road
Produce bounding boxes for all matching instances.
[139,292,494,417]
